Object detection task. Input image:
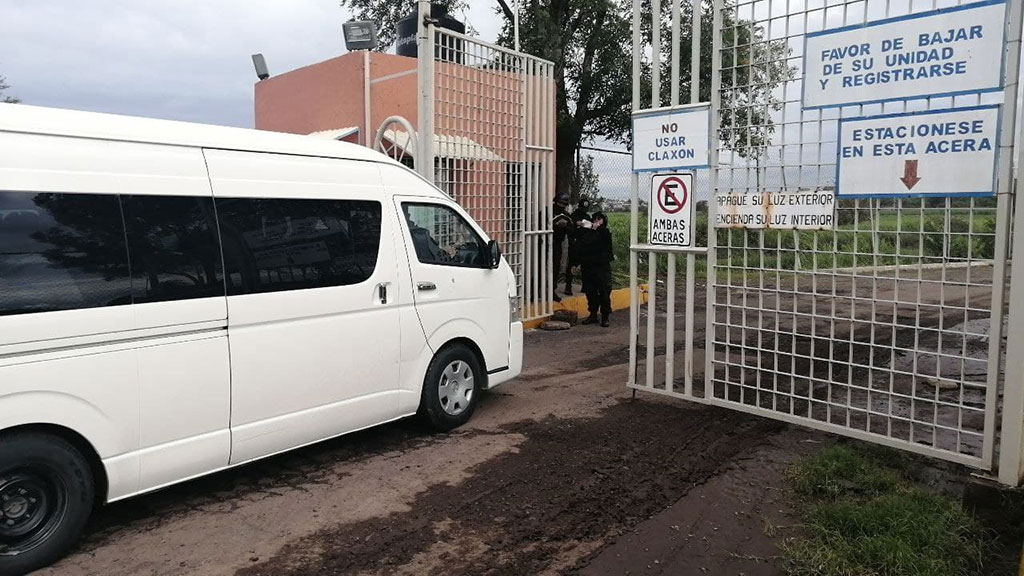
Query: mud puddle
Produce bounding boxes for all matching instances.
[238,400,780,576]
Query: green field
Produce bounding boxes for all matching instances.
[604,208,997,288]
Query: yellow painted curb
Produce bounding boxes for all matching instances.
[523,285,649,330]
[1018,540,1023,576]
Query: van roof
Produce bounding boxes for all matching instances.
[0,103,392,164]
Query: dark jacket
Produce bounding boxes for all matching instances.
[576,225,613,267]
[566,208,592,261]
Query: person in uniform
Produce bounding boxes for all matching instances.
[565,198,591,296]
[551,194,572,303]
[577,211,613,327]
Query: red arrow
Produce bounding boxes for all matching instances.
[900,159,921,190]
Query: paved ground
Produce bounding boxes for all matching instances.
[38,313,821,576]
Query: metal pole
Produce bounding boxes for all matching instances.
[690,0,701,104]
[998,0,1024,486]
[684,0,700,397]
[514,0,521,52]
[628,0,641,386]
[671,0,680,106]
[523,58,533,317]
[704,0,723,400]
[666,0,680,393]
[647,0,661,390]
[416,0,435,184]
[363,50,371,147]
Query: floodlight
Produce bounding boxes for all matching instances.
[343,20,379,51]
[252,54,270,81]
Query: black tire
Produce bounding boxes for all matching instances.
[418,344,484,431]
[0,433,94,576]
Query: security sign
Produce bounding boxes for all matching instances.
[649,173,693,246]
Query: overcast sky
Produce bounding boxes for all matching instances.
[0,1,504,128]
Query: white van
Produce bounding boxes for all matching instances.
[0,104,523,574]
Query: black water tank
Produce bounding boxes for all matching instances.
[395,3,466,64]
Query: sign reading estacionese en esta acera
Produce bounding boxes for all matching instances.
[803,0,1007,108]
[836,106,999,197]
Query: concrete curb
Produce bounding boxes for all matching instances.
[524,285,649,330]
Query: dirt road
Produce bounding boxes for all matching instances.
[40,318,810,576]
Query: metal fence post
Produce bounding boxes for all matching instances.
[416,0,435,184]
[684,0,701,397]
[704,0,722,401]
[628,0,642,386]
[645,0,661,391]
[1001,175,1024,487]
[998,0,1024,488]
[666,0,680,394]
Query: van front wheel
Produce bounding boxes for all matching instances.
[0,433,94,576]
[419,345,483,431]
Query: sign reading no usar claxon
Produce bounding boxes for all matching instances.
[632,104,711,173]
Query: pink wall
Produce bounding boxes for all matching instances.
[254,51,556,242]
[255,52,419,142]
[254,52,553,153]
[254,53,364,135]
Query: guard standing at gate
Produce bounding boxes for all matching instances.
[578,211,614,327]
[565,198,592,295]
[552,194,572,302]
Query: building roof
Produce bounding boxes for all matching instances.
[383,129,504,162]
[308,127,360,140]
[0,104,393,165]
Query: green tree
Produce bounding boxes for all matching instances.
[576,153,604,211]
[497,1,632,202]
[0,75,19,104]
[340,0,792,198]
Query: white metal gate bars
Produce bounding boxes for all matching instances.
[628,0,1024,480]
[705,0,1020,470]
[416,3,556,321]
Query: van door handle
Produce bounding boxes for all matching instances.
[417,282,436,291]
[378,283,388,304]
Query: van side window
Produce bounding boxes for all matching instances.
[122,195,225,303]
[0,191,131,315]
[402,203,487,268]
[215,198,382,295]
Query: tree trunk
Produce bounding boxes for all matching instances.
[556,121,581,203]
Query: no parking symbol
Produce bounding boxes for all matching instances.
[649,173,694,246]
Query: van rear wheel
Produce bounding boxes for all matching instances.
[419,344,483,431]
[0,433,94,576]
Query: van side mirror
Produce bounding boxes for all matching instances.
[487,240,501,269]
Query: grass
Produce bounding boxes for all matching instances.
[604,208,998,288]
[606,211,709,288]
[782,443,993,576]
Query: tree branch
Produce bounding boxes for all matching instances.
[573,7,608,130]
[495,0,514,22]
[583,99,622,123]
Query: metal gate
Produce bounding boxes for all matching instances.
[628,0,1024,479]
[414,1,556,321]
